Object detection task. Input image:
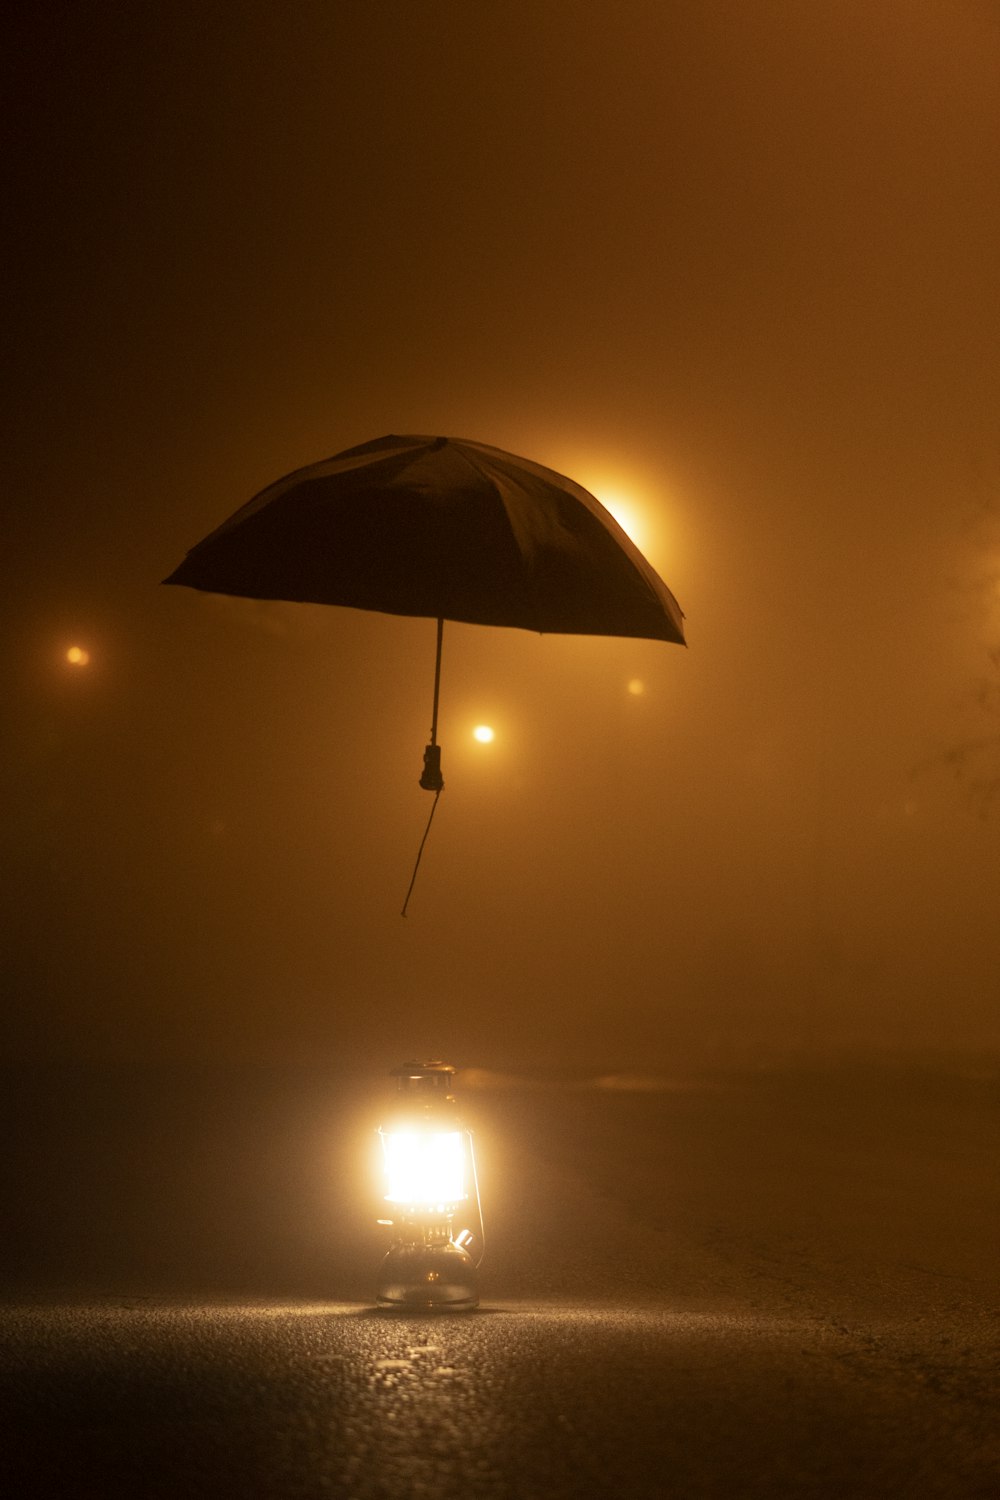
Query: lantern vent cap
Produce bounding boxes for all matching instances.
[391,1060,457,1096]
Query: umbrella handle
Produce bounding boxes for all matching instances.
[419,743,443,791]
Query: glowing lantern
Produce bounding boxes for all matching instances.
[375,1060,482,1308]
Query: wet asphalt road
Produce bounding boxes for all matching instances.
[1,1063,998,1497]
[4,1295,995,1500]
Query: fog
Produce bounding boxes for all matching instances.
[4,0,998,1071]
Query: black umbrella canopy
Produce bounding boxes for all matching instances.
[166,436,686,909]
[164,435,685,645]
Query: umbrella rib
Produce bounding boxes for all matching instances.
[453,443,545,631]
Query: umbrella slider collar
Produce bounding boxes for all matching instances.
[419,743,444,792]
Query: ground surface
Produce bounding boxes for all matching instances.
[1,1061,997,1497]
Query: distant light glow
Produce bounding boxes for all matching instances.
[575,466,672,570]
[472,724,495,744]
[627,678,646,697]
[593,491,646,549]
[65,646,90,666]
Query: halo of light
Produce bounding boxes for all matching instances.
[627,678,645,696]
[599,495,645,548]
[472,724,495,744]
[66,646,90,666]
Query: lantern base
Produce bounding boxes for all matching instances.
[376,1239,479,1309]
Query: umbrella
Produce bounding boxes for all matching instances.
[164,434,685,907]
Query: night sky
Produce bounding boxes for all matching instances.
[4,1,999,1072]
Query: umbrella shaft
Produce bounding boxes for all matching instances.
[430,617,443,745]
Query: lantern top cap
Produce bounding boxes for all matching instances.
[391,1060,454,1077]
[390,1060,457,1095]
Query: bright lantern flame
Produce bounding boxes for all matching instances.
[473,724,495,744]
[382,1129,466,1206]
[66,646,90,666]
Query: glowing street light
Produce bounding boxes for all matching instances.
[375,1061,482,1309]
[65,646,90,666]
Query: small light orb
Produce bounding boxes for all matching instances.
[627,678,645,697]
[472,725,495,744]
[66,646,90,666]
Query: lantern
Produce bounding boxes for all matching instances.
[375,1060,482,1308]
